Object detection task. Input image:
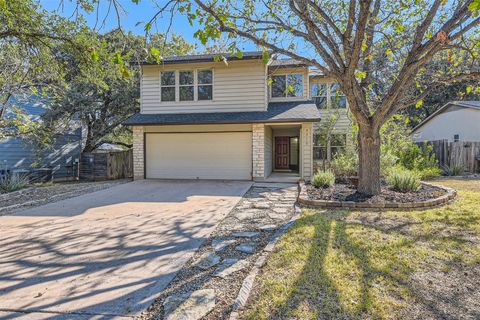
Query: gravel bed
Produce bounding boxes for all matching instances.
[0,179,130,214]
[305,182,447,203]
[138,183,299,320]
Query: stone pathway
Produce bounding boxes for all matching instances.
[138,183,298,320]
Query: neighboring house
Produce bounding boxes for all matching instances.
[412,101,480,142]
[124,51,351,181]
[0,96,83,180]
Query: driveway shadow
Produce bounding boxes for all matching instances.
[0,180,252,318]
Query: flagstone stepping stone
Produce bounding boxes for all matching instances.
[275,203,294,207]
[212,239,236,251]
[235,209,263,220]
[272,207,289,214]
[192,252,221,270]
[163,289,215,320]
[235,243,256,254]
[232,231,260,238]
[268,212,288,220]
[214,259,249,279]
[258,224,277,232]
[252,202,271,209]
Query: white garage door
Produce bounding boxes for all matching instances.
[145,132,252,180]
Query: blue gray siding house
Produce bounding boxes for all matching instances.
[0,97,83,180]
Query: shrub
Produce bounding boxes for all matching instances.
[331,146,358,178]
[442,164,465,176]
[311,170,335,188]
[415,167,443,180]
[0,174,29,193]
[386,168,421,193]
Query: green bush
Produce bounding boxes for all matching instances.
[0,174,29,193]
[386,168,421,193]
[311,170,335,188]
[331,146,358,178]
[415,167,443,180]
[442,164,465,176]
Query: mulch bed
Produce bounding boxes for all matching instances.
[305,182,447,204]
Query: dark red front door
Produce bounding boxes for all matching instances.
[275,136,290,169]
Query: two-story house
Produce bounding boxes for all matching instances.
[124,51,350,182]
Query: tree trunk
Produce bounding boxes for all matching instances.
[357,127,382,195]
[83,123,95,153]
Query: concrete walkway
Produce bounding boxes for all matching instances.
[0,180,252,319]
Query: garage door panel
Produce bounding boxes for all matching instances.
[146,132,252,180]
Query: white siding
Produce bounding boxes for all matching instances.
[141,60,267,114]
[412,106,480,142]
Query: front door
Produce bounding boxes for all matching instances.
[275,136,290,169]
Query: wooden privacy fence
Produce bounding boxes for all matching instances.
[426,140,480,173]
[80,150,133,181]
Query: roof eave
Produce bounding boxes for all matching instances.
[140,55,263,66]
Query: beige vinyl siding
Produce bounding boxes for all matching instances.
[315,109,351,133]
[141,60,266,114]
[268,66,309,102]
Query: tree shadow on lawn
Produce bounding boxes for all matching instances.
[248,206,480,320]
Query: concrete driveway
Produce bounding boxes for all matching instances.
[0,180,252,319]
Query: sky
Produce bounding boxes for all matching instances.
[39,0,257,52]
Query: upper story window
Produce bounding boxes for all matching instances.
[271,74,303,98]
[311,83,327,108]
[160,69,213,102]
[198,69,213,100]
[330,83,347,108]
[179,71,194,101]
[161,71,176,102]
[311,82,347,109]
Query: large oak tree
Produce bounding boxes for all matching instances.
[143,0,480,195]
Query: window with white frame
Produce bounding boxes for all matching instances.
[161,71,176,102]
[271,74,303,98]
[310,81,347,109]
[179,71,194,101]
[330,83,347,108]
[313,133,347,161]
[160,69,213,102]
[197,69,213,100]
[311,83,328,108]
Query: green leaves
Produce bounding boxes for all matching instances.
[355,70,367,79]
[469,0,480,14]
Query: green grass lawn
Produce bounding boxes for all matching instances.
[243,179,480,320]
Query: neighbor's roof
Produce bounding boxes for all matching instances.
[269,58,308,68]
[140,51,264,65]
[124,101,321,126]
[412,100,480,132]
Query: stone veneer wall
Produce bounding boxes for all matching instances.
[133,126,145,180]
[252,124,265,180]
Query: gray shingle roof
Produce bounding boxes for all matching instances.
[269,58,307,68]
[141,51,263,65]
[124,101,321,126]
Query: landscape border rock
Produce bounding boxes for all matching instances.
[298,181,457,210]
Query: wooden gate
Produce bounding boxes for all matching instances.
[80,150,133,181]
